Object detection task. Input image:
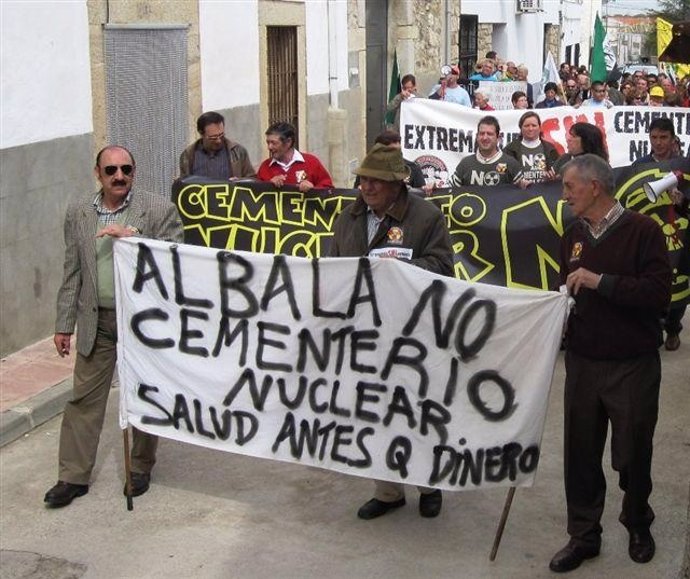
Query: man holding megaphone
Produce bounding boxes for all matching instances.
[633,117,689,351]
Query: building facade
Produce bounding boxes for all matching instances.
[3,0,599,356]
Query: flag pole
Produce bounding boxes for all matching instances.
[490,487,516,561]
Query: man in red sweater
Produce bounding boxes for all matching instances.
[257,122,333,192]
[549,154,671,573]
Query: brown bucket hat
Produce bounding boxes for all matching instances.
[354,143,411,182]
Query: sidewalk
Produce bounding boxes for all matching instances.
[0,337,74,447]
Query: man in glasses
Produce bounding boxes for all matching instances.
[179,111,256,180]
[44,145,183,508]
[564,79,581,106]
[330,143,453,520]
[579,81,614,109]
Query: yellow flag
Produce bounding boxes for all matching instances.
[657,17,673,56]
[657,18,690,78]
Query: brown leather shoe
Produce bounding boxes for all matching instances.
[629,529,655,563]
[357,497,405,520]
[419,490,442,518]
[44,481,89,508]
[123,472,151,497]
[549,541,599,573]
[665,333,680,351]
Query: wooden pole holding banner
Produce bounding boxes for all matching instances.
[490,487,516,561]
[123,428,134,511]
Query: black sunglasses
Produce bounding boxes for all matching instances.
[103,164,134,176]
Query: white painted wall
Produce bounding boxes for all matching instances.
[579,0,603,70]
[0,0,92,149]
[463,0,560,82]
[199,0,260,110]
[561,0,584,63]
[305,0,349,96]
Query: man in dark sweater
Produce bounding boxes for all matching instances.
[632,117,686,351]
[549,155,672,573]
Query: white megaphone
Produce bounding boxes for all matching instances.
[643,170,683,203]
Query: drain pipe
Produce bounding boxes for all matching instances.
[445,0,452,65]
[327,0,339,108]
[326,0,347,186]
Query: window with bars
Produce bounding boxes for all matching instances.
[459,15,478,80]
[267,26,299,146]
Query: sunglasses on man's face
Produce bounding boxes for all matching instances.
[103,164,134,176]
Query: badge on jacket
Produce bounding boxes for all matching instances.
[386,226,403,245]
[570,242,583,262]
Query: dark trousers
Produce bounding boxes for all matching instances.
[563,350,660,548]
[58,309,157,484]
[664,304,686,336]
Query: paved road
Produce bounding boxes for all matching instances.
[1,350,688,579]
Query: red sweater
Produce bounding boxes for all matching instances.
[560,210,671,359]
[257,152,333,188]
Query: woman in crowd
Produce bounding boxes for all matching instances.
[553,122,609,174]
[386,73,417,131]
[504,111,560,184]
[511,90,529,109]
[473,90,495,111]
[624,88,646,106]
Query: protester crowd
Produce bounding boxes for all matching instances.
[43,44,687,578]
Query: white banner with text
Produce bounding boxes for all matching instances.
[115,238,569,491]
[401,100,690,185]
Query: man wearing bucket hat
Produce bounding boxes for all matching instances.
[330,143,453,520]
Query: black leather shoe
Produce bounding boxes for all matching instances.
[629,529,655,563]
[123,472,151,497]
[44,481,89,508]
[357,497,405,520]
[419,490,442,518]
[665,333,680,351]
[549,541,599,573]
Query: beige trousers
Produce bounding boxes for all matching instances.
[373,480,437,502]
[58,309,157,484]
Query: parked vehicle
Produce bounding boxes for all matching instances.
[623,62,660,76]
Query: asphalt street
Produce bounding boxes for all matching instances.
[0,347,688,579]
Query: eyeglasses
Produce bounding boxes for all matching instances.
[103,164,133,176]
[205,133,225,141]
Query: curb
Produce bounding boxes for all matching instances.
[0,378,72,447]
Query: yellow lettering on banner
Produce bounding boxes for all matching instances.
[438,192,494,282]
[501,196,564,290]
[448,192,487,227]
[449,231,494,282]
[176,183,357,256]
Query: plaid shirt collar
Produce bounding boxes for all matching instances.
[582,201,624,239]
[93,190,132,225]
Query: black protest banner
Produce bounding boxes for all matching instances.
[172,159,689,304]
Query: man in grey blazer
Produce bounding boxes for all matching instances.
[44,145,183,508]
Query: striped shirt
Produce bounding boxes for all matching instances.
[366,209,387,244]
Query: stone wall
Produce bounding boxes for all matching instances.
[412,0,444,93]
[545,24,561,64]
[477,23,493,69]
